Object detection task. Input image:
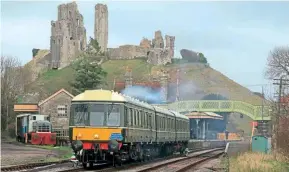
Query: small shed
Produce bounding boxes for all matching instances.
[251,135,269,153]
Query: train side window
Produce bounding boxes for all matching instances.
[163,117,165,130]
[137,110,140,127]
[135,109,138,127]
[161,117,164,130]
[130,108,133,126]
[135,110,138,127]
[165,117,167,130]
[148,114,151,128]
[133,109,136,126]
[138,110,141,127]
[138,110,143,127]
[125,107,128,126]
[152,113,154,129]
[141,111,144,127]
[158,116,160,129]
[150,113,156,128]
[159,115,161,129]
[144,111,146,128]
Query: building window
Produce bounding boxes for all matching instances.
[57,105,68,117]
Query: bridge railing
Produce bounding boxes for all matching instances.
[154,100,271,120]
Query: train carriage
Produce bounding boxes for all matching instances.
[69,89,190,169]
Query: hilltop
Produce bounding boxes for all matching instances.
[24,57,264,106]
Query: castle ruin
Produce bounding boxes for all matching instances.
[25,2,176,83]
[50,2,87,69]
[107,30,175,65]
[94,4,175,65]
[94,4,108,53]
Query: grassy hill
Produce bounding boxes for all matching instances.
[25,58,264,106]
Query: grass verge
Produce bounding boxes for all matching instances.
[227,152,289,172]
[26,145,73,162]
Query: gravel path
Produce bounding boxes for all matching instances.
[1,143,67,167]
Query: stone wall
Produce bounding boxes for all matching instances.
[107,30,175,65]
[108,45,148,60]
[50,2,87,69]
[94,4,108,53]
[39,92,73,129]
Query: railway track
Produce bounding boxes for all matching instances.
[134,149,224,172]
[0,160,70,172]
[57,147,225,172]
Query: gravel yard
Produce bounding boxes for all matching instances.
[1,142,71,167]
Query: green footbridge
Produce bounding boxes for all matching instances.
[154,100,271,121]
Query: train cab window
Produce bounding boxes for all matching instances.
[33,116,36,120]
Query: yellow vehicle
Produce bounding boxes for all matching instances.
[69,89,190,169]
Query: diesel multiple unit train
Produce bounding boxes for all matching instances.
[69,89,190,168]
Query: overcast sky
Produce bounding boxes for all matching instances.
[2,1,289,93]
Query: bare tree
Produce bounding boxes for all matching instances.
[1,56,30,132]
[265,46,289,79]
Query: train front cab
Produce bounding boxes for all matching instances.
[69,103,125,168]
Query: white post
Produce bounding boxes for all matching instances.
[196,119,200,139]
[202,120,206,140]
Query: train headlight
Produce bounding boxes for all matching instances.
[93,134,99,139]
[71,140,83,152]
[77,133,82,138]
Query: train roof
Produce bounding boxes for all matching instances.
[169,110,189,120]
[32,120,51,125]
[153,105,175,117]
[72,89,189,120]
[16,114,47,118]
[72,89,154,110]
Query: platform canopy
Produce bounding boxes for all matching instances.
[14,104,39,112]
[185,112,223,120]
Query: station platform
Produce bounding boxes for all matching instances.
[188,139,242,150]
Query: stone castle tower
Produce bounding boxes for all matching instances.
[94,4,108,53]
[50,2,87,69]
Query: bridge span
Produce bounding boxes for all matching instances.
[153,100,271,121]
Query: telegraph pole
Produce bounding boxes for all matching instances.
[273,76,289,148]
[175,69,180,101]
[262,86,264,121]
